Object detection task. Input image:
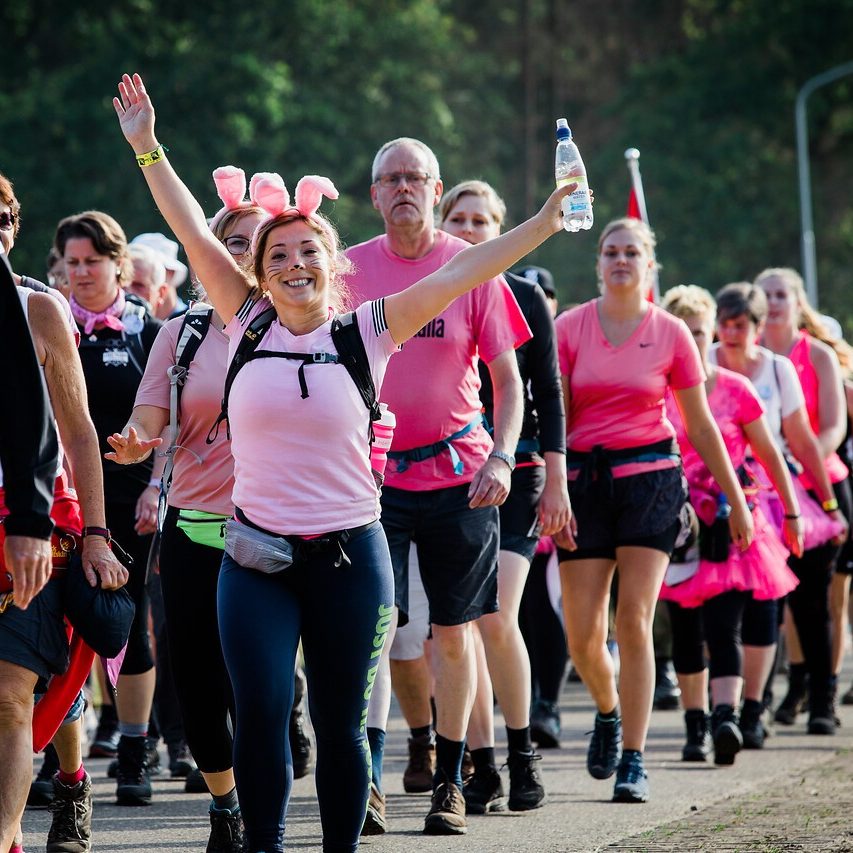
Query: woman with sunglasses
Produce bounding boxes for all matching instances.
[105,172,264,852]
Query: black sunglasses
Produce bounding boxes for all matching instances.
[0,211,17,231]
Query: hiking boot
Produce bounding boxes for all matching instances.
[46,773,92,852]
[289,706,313,780]
[423,775,467,835]
[774,663,809,725]
[530,699,561,749]
[740,699,767,749]
[185,767,210,794]
[460,745,475,784]
[711,704,742,766]
[28,744,60,808]
[612,750,649,803]
[168,741,197,778]
[462,767,506,814]
[206,807,244,853]
[841,680,853,706]
[807,681,838,735]
[403,733,436,793]
[109,737,160,779]
[115,735,152,806]
[88,718,120,758]
[681,709,711,762]
[507,750,545,811]
[587,711,622,780]
[652,658,681,710]
[360,782,386,836]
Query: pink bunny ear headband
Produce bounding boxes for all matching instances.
[208,165,266,233]
[247,173,339,258]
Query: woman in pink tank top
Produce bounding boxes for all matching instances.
[757,268,853,729]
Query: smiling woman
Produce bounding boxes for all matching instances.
[111,70,570,853]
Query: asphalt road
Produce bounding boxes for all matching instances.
[22,666,853,852]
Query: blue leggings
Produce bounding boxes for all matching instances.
[218,521,394,853]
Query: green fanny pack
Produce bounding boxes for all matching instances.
[175,509,229,551]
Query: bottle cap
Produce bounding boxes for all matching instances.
[556,118,571,140]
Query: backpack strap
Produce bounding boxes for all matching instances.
[159,304,214,524]
[207,304,278,444]
[120,296,149,376]
[331,311,382,436]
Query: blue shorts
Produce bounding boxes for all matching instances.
[380,483,499,626]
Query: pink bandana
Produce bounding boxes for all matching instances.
[70,289,126,335]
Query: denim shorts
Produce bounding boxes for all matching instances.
[558,466,688,562]
[380,484,499,626]
[0,575,69,681]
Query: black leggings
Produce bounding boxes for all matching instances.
[785,478,852,688]
[669,591,778,679]
[158,506,234,773]
[519,550,567,704]
[106,502,154,675]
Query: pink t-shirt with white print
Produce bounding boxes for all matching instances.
[224,296,398,535]
[556,300,705,477]
[345,230,531,491]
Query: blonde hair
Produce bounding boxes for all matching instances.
[597,217,657,256]
[755,267,853,373]
[661,285,716,321]
[438,180,506,228]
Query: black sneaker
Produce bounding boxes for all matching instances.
[462,767,506,814]
[506,750,545,811]
[587,712,622,779]
[711,704,742,766]
[423,775,467,835]
[115,735,152,806]
[28,744,60,808]
[530,699,561,749]
[652,658,681,710]
[681,709,711,762]
[774,664,809,725]
[206,807,244,853]
[612,750,649,803]
[740,700,767,749]
[46,773,92,852]
[169,741,197,778]
[88,721,120,758]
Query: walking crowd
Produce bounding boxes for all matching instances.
[2,71,852,853]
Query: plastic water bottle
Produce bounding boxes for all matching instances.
[555,118,593,232]
[708,492,732,562]
[370,403,396,482]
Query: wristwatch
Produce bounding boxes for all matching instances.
[489,450,516,472]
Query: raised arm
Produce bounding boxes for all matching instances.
[384,183,573,345]
[113,73,250,324]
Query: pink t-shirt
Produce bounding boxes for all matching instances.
[345,230,531,491]
[556,300,705,476]
[134,314,235,516]
[667,367,764,481]
[224,297,398,535]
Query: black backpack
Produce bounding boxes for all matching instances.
[207,303,381,446]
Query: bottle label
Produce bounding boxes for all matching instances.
[558,174,590,214]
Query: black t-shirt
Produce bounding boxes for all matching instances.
[76,298,162,504]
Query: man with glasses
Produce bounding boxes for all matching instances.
[344,137,529,836]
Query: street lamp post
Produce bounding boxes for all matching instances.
[795,60,853,307]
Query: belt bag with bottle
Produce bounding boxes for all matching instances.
[176,509,228,551]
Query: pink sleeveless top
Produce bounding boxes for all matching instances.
[788,331,848,486]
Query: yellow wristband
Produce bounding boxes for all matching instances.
[822,497,839,512]
[136,145,167,168]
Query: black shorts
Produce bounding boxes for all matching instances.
[0,573,69,681]
[500,464,546,561]
[380,483,499,626]
[558,466,687,562]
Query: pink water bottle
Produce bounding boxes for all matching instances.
[370,403,396,481]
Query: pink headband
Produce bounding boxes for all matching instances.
[208,165,266,233]
[248,173,339,258]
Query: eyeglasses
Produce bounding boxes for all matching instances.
[373,172,433,189]
[224,235,251,256]
[0,211,17,231]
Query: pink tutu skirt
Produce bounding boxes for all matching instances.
[660,503,798,608]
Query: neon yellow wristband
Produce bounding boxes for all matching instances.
[822,497,839,512]
[136,145,167,168]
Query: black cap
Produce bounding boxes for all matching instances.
[514,265,556,298]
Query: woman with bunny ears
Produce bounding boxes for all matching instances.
[106,167,263,851]
[110,73,574,853]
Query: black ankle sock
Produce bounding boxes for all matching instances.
[470,746,496,774]
[410,724,432,740]
[434,734,464,790]
[597,706,619,722]
[211,787,239,813]
[506,726,532,754]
